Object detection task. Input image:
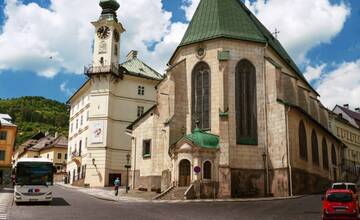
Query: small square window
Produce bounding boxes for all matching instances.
[0,150,5,160]
[138,86,145,96]
[0,131,7,140]
[137,106,145,117]
[143,140,151,158]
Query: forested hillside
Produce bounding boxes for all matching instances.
[0,96,69,144]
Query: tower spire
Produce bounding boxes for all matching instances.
[99,0,120,22]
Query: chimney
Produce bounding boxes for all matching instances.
[45,131,49,136]
[355,108,360,113]
[55,132,58,139]
[126,50,138,61]
[343,104,349,109]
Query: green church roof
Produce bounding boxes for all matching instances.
[184,128,219,149]
[178,0,318,96]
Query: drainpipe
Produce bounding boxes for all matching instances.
[263,42,270,195]
[132,137,136,189]
[285,106,293,196]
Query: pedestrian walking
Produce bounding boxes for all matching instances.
[114,177,120,196]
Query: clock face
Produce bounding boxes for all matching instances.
[97,26,110,39]
[113,30,120,42]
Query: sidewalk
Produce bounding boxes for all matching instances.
[56,183,303,203]
[56,183,155,202]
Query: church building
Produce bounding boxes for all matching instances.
[66,0,162,187]
[127,0,345,198]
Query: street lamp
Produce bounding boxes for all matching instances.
[262,152,267,196]
[125,153,131,193]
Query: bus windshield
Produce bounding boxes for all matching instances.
[16,162,54,186]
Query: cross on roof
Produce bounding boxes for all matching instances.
[272,28,280,39]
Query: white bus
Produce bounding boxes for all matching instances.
[14,158,55,204]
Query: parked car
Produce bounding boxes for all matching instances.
[332,183,359,205]
[322,189,359,220]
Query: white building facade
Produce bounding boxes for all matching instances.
[66,0,162,187]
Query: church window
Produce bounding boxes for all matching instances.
[322,138,329,170]
[137,106,144,117]
[203,161,212,180]
[236,59,257,144]
[138,86,145,96]
[311,130,319,166]
[114,44,118,56]
[299,121,308,160]
[191,62,211,130]
[143,139,151,158]
[331,144,337,166]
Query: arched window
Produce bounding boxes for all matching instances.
[311,130,319,166]
[236,59,257,144]
[322,138,329,170]
[331,144,337,166]
[299,121,307,160]
[203,161,212,180]
[192,62,211,130]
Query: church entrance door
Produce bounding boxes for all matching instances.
[179,160,191,187]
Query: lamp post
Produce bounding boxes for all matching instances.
[125,153,131,193]
[262,152,267,196]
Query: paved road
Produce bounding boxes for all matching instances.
[9,186,322,220]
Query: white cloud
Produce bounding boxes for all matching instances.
[60,81,72,96]
[0,0,183,77]
[245,0,350,64]
[312,60,360,109]
[303,63,326,83]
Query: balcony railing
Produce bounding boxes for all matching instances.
[84,63,126,79]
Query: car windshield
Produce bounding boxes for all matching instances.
[327,193,353,203]
[16,162,54,186]
[333,184,347,189]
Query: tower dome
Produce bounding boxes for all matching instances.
[99,0,120,22]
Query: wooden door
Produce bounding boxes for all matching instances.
[179,160,191,187]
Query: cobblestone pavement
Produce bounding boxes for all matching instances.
[0,188,13,220]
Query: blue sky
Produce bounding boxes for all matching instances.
[0,0,359,108]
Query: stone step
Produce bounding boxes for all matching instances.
[159,187,188,200]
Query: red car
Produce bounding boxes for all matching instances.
[322,189,359,220]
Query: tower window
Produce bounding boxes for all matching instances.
[114,44,118,56]
[137,106,145,117]
[138,86,145,96]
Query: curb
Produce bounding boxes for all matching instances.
[152,195,305,203]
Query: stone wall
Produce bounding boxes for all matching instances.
[288,108,342,193]
[231,168,264,198]
[292,168,331,195]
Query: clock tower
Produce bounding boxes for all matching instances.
[90,0,125,71]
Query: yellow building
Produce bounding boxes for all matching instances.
[17,134,68,173]
[0,114,17,186]
[329,105,360,182]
